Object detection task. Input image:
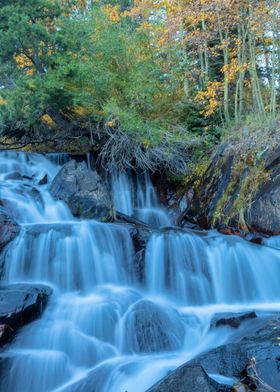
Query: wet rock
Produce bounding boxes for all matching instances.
[38,174,48,185]
[128,225,153,252]
[4,172,23,181]
[0,206,19,251]
[192,316,280,391]
[147,363,232,392]
[152,171,192,224]
[0,324,13,346]
[148,317,280,392]
[134,248,146,284]
[50,160,111,219]
[122,299,186,353]
[213,312,257,329]
[0,284,53,346]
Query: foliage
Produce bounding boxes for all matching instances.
[0,0,279,172]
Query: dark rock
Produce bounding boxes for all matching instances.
[4,172,23,181]
[152,171,191,223]
[265,144,280,170]
[115,211,150,227]
[0,325,13,346]
[218,226,268,245]
[182,143,235,229]
[192,316,280,391]
[50,160,111,219]
[147,363,232,392]
[213,312,257,329]
[0,284,53,346]
[179,141,280,235]
[134,248,146,284]
[245,166,280,235]
[122,299,186,354]
[148,316,280,392]
[38,174,48,185]
[128,225,153,252]
[0,207,19,251]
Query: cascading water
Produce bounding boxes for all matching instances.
[111,170,171,228]
[1,151,280,392]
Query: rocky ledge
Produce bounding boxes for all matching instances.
[0,284,53,347]
[148,315,280,392]
[50,160,112,220]
[174,141,280,236]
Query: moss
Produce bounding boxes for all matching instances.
[212,179,237,225]
[230,164,270,228]
[211,148,271,228]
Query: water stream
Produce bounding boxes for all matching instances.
[1,152,280,392]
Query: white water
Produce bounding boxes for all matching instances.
[1,152,280,392]
[111,170,171,227]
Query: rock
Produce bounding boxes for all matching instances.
[213,312,257,329]
[50,160,111,219]
[0,325,13,346]
[0,206,19,251]
[192,316,280,391]
[0,283,53,346]
[148,316,280,392]
[134,248,146,284]
[128,225,153,252]
[147,363,232,392]
[265,144,280,170]
[180,141,280,235]
[182,143,235,229]
[38,173,48,185]
[4,172,23,181]
[245,167,280,235]
[122,299,186,353]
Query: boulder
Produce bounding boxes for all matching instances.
[147,363,232,392]
[50,160,111,219]
[0,206,19,251]
[193,316,280,391]
[148,316,280,392]
[0,284,53,346]
[122,299,186,354]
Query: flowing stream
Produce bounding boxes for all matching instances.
[1,152,280,392]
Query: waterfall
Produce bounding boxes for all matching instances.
[111,170,171,227]
[1,151,280,392]
[145,230,280,305]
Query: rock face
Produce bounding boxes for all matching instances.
[245,166,280,234]
[0,284,52,346]
[50,160,111,219]
[0,206,19,251]
[180,142,280,235]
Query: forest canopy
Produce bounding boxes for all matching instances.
[0,0,279,171]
